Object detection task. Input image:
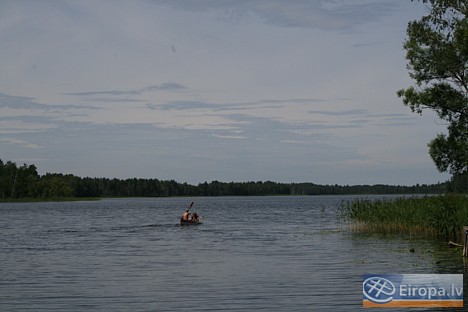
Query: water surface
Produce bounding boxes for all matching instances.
[0,196,464,311]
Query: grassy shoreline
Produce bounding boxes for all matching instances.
[341,194,468,238]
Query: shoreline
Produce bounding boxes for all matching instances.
[0,193,446,204]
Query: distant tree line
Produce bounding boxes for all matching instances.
[0,159,456,200]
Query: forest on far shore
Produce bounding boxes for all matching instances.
[0,159,451,200]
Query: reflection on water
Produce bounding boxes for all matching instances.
[0,196,465,311]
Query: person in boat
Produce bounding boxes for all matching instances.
[181,210,191,222]
[191,212,199,222]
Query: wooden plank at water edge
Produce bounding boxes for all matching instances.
[363,300,463,308]
[463,226,468,257]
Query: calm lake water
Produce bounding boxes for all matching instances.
[0,196,465,311]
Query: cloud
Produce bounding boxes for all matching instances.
[0,137,41,149]
[0,93,37,109]
[219,113,351,141]
[65,82,186,97]
[211,134,246,140]
[147,100,270,112]
[155,0,399,30]
[309,109,368,116]
[0,92,102,136]
[261,98,326,104]
[146,98,323,112]
[0,92,98,110]
[147,101,219,111]
[142,98,371,143]
[0,117,57,134]
[80,98,146,103]
[308,109,417,127]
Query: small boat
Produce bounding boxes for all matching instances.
[180,218,202,225]
[180,203,202,225]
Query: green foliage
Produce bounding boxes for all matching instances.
[446,171,468,192]
[398,0,467,176]
[0,160,40,199]
[341,195,468,237]
[39,174,75,198]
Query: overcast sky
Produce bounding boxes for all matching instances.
[0,0,450,185]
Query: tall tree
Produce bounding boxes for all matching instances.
[397,0,467,178]
[0,161,18,199]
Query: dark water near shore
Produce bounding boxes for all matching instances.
[0,196,465,311]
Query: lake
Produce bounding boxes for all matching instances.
[0,196,465,311]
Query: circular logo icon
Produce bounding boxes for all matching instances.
[363,276,396,304]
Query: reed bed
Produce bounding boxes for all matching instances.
[341,195,468,238]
